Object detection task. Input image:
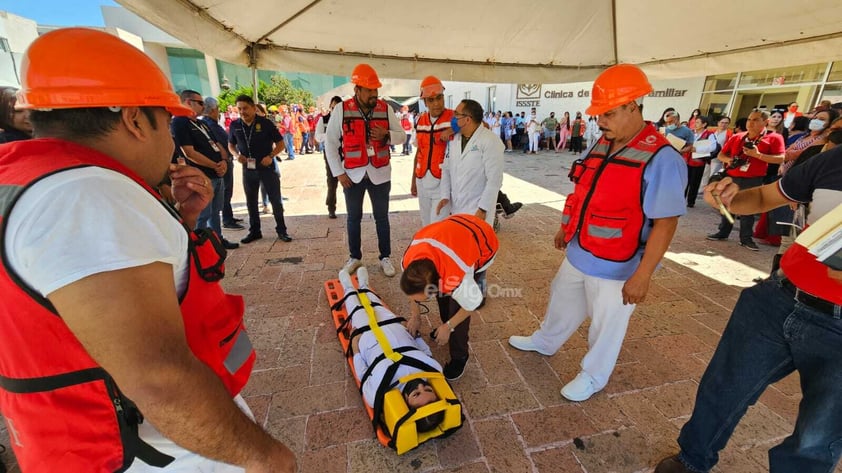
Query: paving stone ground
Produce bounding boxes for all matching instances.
[2,147,839,473]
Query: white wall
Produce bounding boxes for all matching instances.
[0,11,39,87]
[412,76,706,123]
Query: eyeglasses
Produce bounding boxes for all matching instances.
[189,99,205,107]
[454,112,468,118]
[664,112,675,118]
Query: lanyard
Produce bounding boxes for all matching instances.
[354,96,373,144]
[240,119,256,158]
[191,120,213,143]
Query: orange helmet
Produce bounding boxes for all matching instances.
[586,64,652,116]
[16,28,191,117]
[350,63,382,89]
[419,75,445,99]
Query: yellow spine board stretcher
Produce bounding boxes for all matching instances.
[324,277,462,454]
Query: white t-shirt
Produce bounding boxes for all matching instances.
[4,167,244,471]
[5,167,189,297]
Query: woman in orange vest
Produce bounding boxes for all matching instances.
[400,214,498,381]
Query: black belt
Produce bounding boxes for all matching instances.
[780,279,842,317]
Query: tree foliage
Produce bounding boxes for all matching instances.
[217,75,315,110]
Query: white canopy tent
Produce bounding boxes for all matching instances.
[116,0,842,84]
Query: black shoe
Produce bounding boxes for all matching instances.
[240,233,262,244]
[222,239,239,250]
[233,217,244,223]
[706,233,728,241]
[504,202,523,219]
[277,233,293,242]
[223,222,245,230]
[740,239,759,251]
[687,202,695,208]
[443,357,468,381]
[328,210,337,219]
[654,455,693,473]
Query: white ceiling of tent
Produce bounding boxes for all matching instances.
[116,0,842,82]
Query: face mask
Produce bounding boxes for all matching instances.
[666,124,677,131]
[808,119,826,131]
[450,116,461,133]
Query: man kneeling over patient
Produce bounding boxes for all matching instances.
[339,267,444,432]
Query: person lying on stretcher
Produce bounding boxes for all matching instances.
[338,267,445,432]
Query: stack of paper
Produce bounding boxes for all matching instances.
[795,203,842,270]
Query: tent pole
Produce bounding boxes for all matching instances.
[248,43,258,102]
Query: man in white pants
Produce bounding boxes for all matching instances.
[411,76,453,225]
[508,64,686,402]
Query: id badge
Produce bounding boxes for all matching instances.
[211,142,220,152]
[366,145,375,157]
[739,162,750,172]
[177,157,187,166]
[247,158,256,170]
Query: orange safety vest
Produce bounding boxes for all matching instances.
[414,109,454,179]
[561,123,669,262]
[341,98,391,169]
[0,139,255,472]
[402,214,498,295]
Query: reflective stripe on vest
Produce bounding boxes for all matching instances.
[409,237,472,273]
[224,330,254,374]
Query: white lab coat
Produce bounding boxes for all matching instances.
[440,125,504,226]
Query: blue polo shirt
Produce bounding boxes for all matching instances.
[228,115,282,171]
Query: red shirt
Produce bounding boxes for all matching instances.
[721,131,785,178]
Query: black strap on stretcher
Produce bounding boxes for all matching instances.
[387,398,462,449]
[371,352,442,434]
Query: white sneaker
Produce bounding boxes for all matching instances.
[343,258,362,274]
[380,257,396,277]
[508,335,554,356]
[338,269,354,290]
[356,266,369,288]
[561,372,600,402]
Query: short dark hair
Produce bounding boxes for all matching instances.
[415,410,445,434]
[400,259,438,296]
[179,89,201,101]
[791,116,810,132]
[235,95,255,106]
[330,96,342,106]
[827,130,842,145]
[31,107,159,140]
[459,99,483,123]
[696,115,710,127]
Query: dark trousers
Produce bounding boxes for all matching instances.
[717,176,763,241]
[222,158,236,224]
[685,164,705,207]
[324,155,338,213]
[497,191,513,213]
[677,275,842,472]
[436,271,486,362]
[571,136,583,153]
[344,178,391,260]
[242,168,288,236]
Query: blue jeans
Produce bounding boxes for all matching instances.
[242,168,287,236]
[196,176,224,237]
[343,178,391,260]
[677,275,842,472]
[283,132,295,159]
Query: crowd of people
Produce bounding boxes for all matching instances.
[0,27,840,473]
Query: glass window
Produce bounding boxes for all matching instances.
[698,92,733,123]
[167,48,210,95]
[826,61,842,83]
[464,91,471,100]
[739,63,826,88]
[486,86,496,114]
[703,73,738,92]
[819,83,842,105]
